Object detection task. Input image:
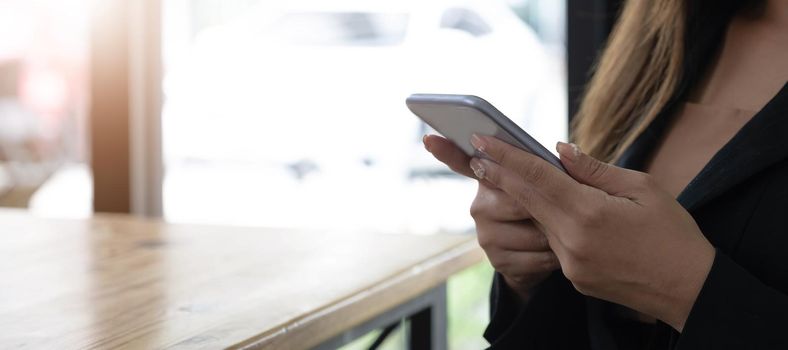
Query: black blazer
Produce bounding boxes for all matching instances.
[484,82,788,350]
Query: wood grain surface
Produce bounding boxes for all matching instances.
[0,210,483,349]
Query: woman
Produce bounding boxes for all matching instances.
[424,0,787,348]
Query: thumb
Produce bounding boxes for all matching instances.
[556,141,634,195]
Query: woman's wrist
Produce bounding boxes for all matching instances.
[657,243,716,331]
[502,275,535,305]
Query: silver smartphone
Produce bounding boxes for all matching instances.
[406,93,566,172]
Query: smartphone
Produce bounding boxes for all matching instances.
[406,93,566,172]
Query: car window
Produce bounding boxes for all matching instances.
[271,12,410,46]
[439,8,492,37]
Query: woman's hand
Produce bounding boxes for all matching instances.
[423,135,559,302]
[467,134,716,331]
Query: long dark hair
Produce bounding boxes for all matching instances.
[571,0,763,162]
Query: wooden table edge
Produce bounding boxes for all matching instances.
[232,237,484,350]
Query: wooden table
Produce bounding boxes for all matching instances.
[0,210,484,349]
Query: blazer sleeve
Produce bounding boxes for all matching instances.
[484,272,522,339]
[484,271,591,349]
[673,250,788,349]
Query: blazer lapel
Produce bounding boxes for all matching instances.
[678,82,788,211]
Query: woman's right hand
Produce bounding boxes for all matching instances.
[423,135,560,301]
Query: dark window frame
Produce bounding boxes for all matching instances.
[566,0,624,125]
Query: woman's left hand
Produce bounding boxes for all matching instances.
[468,135,716,332]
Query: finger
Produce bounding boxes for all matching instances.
[532,219,570,263]
[425,134,499,187]
[475,219,549,251]
[487,249,560,277]
[473,184,532,221]
[471,135,581,207]
[556,141,645,197]
[423,134,474,178]
[469,156,564,228]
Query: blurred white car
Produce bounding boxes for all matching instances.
[163,0,565,179]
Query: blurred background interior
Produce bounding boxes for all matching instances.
[0,0,570,348]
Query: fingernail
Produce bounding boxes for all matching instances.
[470,134,486,152]
[423,134,431,152]
[556,142,581,162]
[470,158,486,179]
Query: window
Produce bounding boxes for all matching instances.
[0,0,91,216]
